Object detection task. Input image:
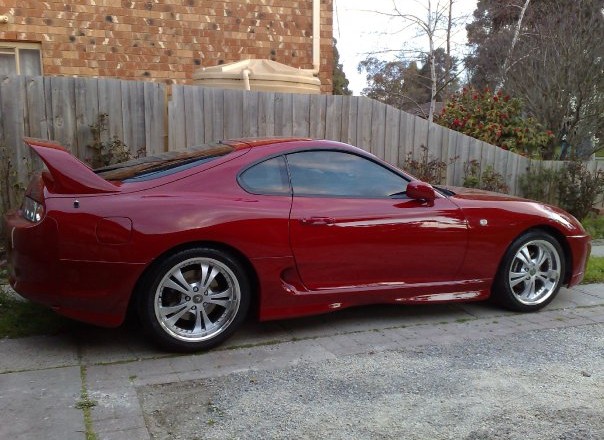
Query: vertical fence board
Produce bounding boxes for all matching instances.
[0,76,28,204]
[169,85,186,150]
[454,133,471,185]
[309,94,326,139]
[43,76,55,141]
[211,88,225,140]
[292,93,310,137]
[74,77,99,161]
[50,77,77,154]
[258,91,275,137]
[124,80,146,154]
[356,97,373,152]
[325,95,342,141]
[183,84,196,148]
[25,76,50,140]
[445,129,458,185]
[98,78,124,145]
[384,105,400,166]
[201,87,214,142]
[371,100,386,159]
[143,81,165,154]
[224,89,243,139]
[412,117,429,160]
[341,96,357,145]
[427,122,444,172]
[398,111,415,168]
[242,91,259,138]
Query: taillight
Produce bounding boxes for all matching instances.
[22,196,45,222]
[21,172,46,223]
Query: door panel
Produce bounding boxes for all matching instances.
[289,196,468,290]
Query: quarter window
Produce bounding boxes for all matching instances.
[286,150,408,198]
[239,156,291,195]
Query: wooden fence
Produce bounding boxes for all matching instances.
[1,75,602,214]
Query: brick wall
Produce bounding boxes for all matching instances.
[0,0,334,93]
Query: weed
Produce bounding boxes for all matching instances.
[403,145,457,185]
[463,160,509,193]
[582,214,604,239]
[87,114,144,169]
[583,256,604,284]
[77,366,98,440]
[0,290,70,338]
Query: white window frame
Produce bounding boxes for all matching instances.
[0,41,43,75]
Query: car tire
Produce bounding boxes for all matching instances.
[138,247,251,352]
[492,231,565,312]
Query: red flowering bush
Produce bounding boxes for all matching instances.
[436,88,554,157]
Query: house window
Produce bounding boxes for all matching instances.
[0,42,42,75]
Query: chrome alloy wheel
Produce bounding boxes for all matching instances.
[154,257,241,342]
[507,239,562,306]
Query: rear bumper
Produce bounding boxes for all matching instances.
[566,234,591,288]
[4,211,145,327]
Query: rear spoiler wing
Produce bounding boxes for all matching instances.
[24,137,120,194]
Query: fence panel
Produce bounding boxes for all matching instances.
[3,76,601,220]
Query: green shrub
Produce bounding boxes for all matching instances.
[463,160,509,193]
[520,160,604,220]
[519,165,559,206]
[557,161,604,221]
[437,88,554,157]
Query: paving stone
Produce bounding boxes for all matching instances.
[2,283,603,440]
[0,335,79,373]
[0,366,84,440]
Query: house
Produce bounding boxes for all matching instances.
[0,0,334,93]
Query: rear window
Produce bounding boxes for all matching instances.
[95,144,234,182]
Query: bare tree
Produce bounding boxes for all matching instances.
[362,0,463,122]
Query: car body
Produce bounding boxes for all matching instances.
[4,137,591,351]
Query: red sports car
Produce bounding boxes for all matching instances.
[4,137,591,351]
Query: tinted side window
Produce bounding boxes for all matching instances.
[239,156,291,195]
[286,151,407,198]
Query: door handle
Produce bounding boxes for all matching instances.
[300,217,336,225]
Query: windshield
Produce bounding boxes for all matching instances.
[95,144,234,182]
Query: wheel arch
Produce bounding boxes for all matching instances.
[128,240,260,318]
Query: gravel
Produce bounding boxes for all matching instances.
[138,323,603,440]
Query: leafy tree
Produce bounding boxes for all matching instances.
[437,87,554,156]
[332,39,351,96]
[466,0,604,157]
[358,48,458,114]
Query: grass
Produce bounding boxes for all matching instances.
[0,290,70,338]
[76,366,98,440]
[582,214,604,240]
[583,256,604,284]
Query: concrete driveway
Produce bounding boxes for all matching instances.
[0,283,603,440]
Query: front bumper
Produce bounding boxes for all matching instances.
[566,234,591,287]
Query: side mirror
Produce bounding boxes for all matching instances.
[406,180,436,205]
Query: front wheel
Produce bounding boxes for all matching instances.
[492,231,565,312]
[138,248,251,352]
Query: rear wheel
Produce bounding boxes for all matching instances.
[492,231,565,312]
[139,247,250,351]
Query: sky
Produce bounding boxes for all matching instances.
[333,0,479,95]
